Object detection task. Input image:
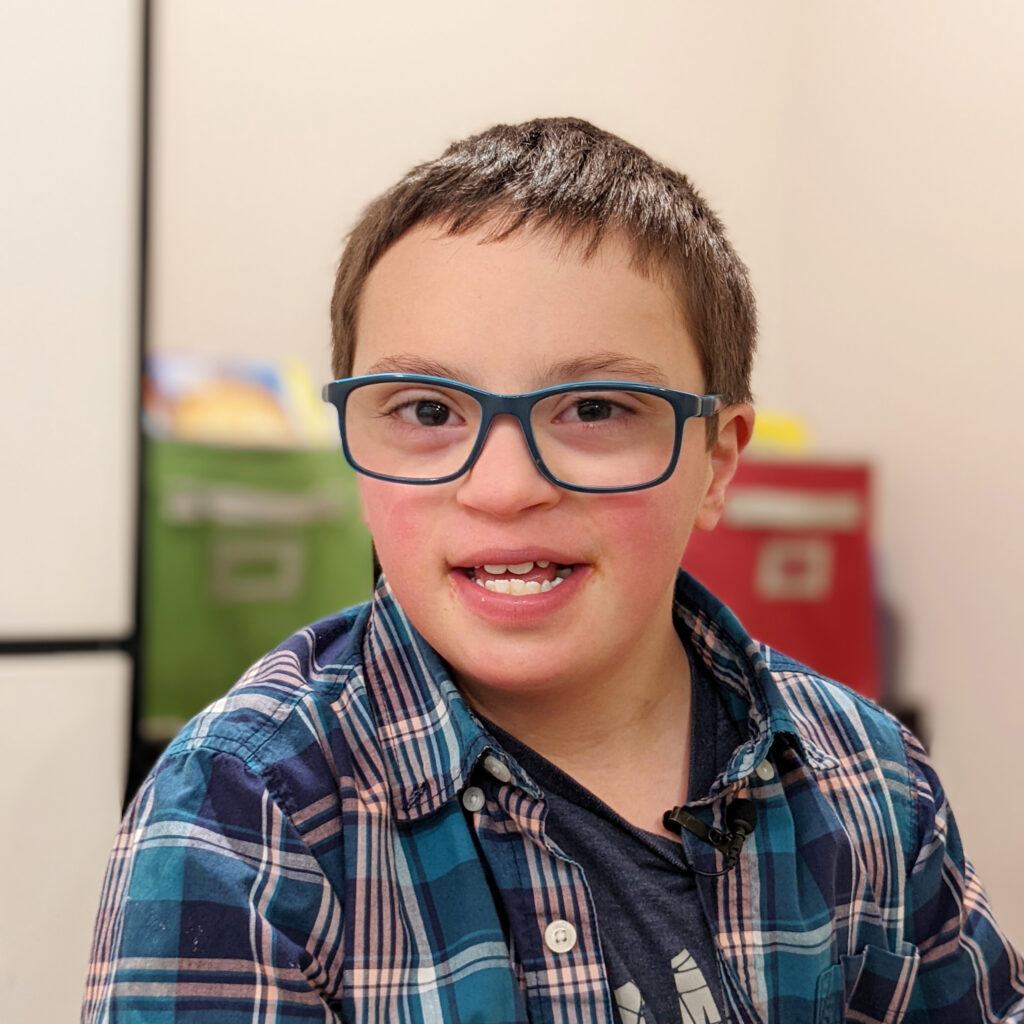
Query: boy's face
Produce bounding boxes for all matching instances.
[351,223,751,700]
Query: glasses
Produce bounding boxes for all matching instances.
[322,374,721,493]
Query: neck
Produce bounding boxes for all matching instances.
[457,623,693,834]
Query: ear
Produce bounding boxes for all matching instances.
[694,403,754,532]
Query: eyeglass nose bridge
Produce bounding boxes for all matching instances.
[461,392,554,483]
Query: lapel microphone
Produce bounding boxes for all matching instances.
[663,798,756,877]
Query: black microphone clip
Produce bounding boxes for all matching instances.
[663,798,756,877]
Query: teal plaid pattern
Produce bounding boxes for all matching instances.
[84,573,1024,1022]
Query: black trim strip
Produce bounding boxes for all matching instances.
[124,0,153,809]
[0,638,133,656]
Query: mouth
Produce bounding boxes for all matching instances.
[461,560,577,595]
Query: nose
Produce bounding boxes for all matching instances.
[455,414,561,517]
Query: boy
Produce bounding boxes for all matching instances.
[84,118,1024,1023]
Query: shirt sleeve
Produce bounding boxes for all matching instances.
[901,728,1024,1021]
[82,747,345,1023]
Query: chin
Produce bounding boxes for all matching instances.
[439,630,603,699]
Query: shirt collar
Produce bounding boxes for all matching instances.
[359,578,493,821]
[358,571,837,822]
[672,571,839,793]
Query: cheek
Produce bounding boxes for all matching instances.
[598,487,702,571]
[357,479,446,572]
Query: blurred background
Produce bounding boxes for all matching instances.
[3,1,1023,1018]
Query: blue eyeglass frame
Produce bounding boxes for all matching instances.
[322,373,722,493]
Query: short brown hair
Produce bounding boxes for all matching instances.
[330,117,756,404]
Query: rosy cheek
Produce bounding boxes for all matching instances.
[357,479,442,569]
[597,490,701,570]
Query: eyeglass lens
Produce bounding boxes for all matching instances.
[343,381,680,488]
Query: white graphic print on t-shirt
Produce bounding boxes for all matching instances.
[612,947,723,1024]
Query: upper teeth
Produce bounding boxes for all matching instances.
[476,577,564,595]
[482,561,549,575]
[471,559,573,595]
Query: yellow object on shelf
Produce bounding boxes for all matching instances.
[282,358,339,448]
[747,410,812,457]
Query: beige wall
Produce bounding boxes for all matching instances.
[3,1,138,1020]
[2,0,138,637]
[0,656,130,1021]
[773,4,1024,944]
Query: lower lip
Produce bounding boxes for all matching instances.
[450,567,587,627]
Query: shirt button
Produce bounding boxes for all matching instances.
[755,759,775,781]
[461,786,485,812]
[544,919,578,954]
[483,755,512,783]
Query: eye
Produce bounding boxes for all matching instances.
[555,394,633,424]
[399,399,453,427]
[572,398,620,422]
[379,388,469,428]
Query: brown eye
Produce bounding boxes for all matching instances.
[410,401,450,426]
[574,399,616,422]
[381,390,467,428]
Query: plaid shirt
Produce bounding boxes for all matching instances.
[84,573,1024,1023]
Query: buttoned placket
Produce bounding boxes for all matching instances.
[669,754,782,1024]
[680,736,847,1024]
[459,750,620,1024]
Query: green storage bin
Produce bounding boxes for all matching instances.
[141,440,373,739]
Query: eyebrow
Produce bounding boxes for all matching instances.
[363,354,467,378]
[537,353,671,388]
[363,351,671,388]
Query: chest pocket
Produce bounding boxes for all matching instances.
[815,944,921,1024]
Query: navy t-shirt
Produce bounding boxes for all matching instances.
[488,649,744,1024]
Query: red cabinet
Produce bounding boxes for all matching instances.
[684,460,881,700]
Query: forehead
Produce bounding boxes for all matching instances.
[353,223,703,390]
